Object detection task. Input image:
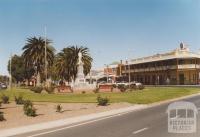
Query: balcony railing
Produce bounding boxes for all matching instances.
[178,64,196,69]
[122,64,199,73]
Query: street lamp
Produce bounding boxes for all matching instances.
[104,64,109,83]
[126,50,134,85]
[126,61,131,86]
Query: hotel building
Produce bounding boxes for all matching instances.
[121,43,200,85]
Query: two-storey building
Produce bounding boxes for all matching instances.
[122,43,200,85]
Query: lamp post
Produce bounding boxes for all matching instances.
[104,64,109,83]
[126,60,131,87]
[127,61,131,84]
[126,50,134,87]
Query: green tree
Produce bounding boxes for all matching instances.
[22,37,55,86]
[0,75,9,84]
[54,46,93,82]
[8,55,34,83]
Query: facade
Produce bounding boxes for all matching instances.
[121,43,200,85]
[103,63,124,83]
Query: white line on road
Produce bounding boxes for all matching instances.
[132,127,149,134]
[27,111,132,137]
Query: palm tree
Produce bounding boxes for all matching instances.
[54,48,72,81]
[22,37,55,86]
[54,46,93,82]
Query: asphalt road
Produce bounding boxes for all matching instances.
[14,95,200,137]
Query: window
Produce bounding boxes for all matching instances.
[178,59,185,65]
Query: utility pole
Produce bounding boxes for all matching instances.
[9,53,12,90]
[44,26,47,86]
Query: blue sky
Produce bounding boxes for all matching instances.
[0,0,200,75]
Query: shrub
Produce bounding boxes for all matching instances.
[25,107,36,117]
[112,84,117,88]
[1,94,9,104]
[0,112,5,121]
[45,86,55,94]
[97,95,109,106]
[130,84,137,90]
[15,95,24,105]
[30,86,43,93]
[81,91,86,94]
[56,104,62,113]
[93,88,99,94]
[138,85,145,90]
[20,83,26,87]
[23,100,36,117]
[23,100,33,110]
[118,84,127,92]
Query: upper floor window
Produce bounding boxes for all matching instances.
[178,59,185,65]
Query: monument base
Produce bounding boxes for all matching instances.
[73,82,96,91]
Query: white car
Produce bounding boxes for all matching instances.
[0,83,7,89]
[115,81,129,86]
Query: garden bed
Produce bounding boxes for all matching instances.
[0,102,132,130]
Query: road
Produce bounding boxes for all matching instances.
[14,95,200,137]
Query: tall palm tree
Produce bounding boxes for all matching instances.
[22,37,55,86]
[54,48,72,81]
[54,46,93,82]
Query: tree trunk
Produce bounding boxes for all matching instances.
[36,72,41,86]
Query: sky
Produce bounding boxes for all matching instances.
[0,0,200,75]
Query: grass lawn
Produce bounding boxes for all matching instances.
[0,87,200,104]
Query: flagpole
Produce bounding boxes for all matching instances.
[44,26,47,86]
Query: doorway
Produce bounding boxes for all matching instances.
[179,74,184,85]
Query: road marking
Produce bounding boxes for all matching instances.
[133,127,149,134]
[27,112,131,137]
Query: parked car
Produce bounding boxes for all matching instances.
[129,81,144,90]
[115,81,129,87]
[130,81,142,86]
[0,83,7,89]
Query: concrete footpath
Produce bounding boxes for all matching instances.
[1,92,200,137]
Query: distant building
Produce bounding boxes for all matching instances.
[103,63,125,83]
[114,43,200,85]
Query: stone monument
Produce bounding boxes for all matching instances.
[73,52,95,90]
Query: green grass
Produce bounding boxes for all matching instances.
[0,87,199,104]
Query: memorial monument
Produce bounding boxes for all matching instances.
[73,52,95,90]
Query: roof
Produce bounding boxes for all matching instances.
[129,45,200,65]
